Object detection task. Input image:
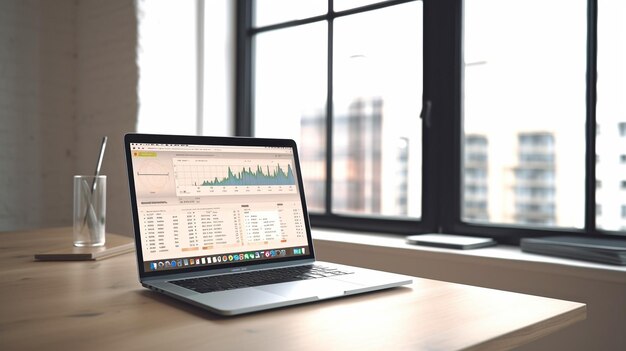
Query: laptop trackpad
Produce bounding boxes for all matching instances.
[258,278,362,300]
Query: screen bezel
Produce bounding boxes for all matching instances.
[124,133,316,279]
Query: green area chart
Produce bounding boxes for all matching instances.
[198,164,295,187]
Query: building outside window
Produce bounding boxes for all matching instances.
[463,134,489,221]
[512,132,556,225]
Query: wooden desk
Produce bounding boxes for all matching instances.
[0,228,585,351]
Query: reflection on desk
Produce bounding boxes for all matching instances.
[1,227,586,350]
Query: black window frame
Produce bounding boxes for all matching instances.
[235,0,625,245]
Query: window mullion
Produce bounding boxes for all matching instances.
[421,0,462,233]
[235,0,253,136]
[196,0,205,135]
[323,0,334,215]
[585,0,598,233]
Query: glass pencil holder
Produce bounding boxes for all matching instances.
[73,175,106,247]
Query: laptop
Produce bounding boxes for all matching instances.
[124,133,412,315]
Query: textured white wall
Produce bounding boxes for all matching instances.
[0,0,76,231]
[0,0,138,235]
[75,0,138,235]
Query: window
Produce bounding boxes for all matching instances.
[463,0,584,229]
[137,0,198,134]
[237,0,626,240]
[137,0,233,136]
[241,0,424,232]
[332,6,422,218]
[596,0,626,231]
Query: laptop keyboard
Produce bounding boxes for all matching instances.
[169,265,353,293]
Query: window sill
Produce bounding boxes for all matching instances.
[312,228,626,284]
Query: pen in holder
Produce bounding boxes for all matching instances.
[73,175,106,247]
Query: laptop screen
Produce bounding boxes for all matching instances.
[126,136,313,276]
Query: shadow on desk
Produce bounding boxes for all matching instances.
[136,285,414,321]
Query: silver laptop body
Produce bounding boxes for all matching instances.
[124,133,412,315]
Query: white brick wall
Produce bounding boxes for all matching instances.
[0,0,138,235]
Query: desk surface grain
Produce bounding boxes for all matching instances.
[0,227,586,351]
